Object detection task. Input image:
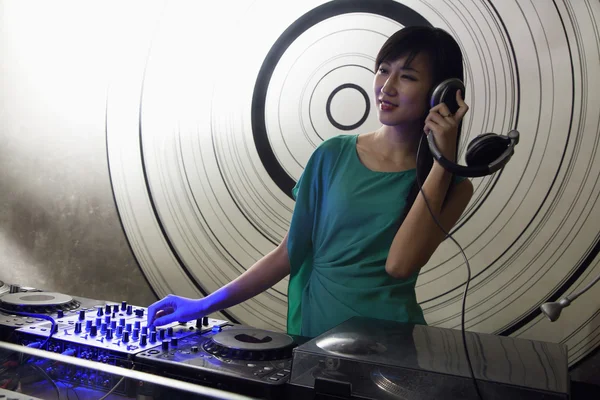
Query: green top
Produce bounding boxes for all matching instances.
[286,134,463,337]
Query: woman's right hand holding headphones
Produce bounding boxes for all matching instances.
[424,89,469,162]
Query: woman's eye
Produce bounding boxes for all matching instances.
[402,75,416,81]
[378,68,387,74]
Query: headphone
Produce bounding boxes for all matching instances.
[427,78,520,177]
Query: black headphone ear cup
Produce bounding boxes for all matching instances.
[466,134,511,167]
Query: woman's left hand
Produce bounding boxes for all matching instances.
[424,89,469,162]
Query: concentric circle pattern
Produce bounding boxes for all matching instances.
[106,0,600,366]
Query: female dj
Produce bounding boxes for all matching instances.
[147,26,473,337]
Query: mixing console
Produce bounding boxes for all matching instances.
[14,300,227,395]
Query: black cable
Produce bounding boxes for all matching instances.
[31,364,61,400]
[61,381,80,400]
[97,364,135,400]
[415,135,484,400]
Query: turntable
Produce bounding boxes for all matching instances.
[136,324,310,399]
[0,291,104,340]
[288,316,569,400]
[0,292,81,314]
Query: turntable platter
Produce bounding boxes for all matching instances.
[203,328,296,361]
[0,292,80,313]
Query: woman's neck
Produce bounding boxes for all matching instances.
[373,124,422,166]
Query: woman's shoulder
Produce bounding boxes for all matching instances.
[312,134,355,158]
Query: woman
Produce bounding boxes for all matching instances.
[147,26,474,338]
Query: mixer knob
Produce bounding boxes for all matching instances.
[79,310,86,321]
[104,315,111,324]
[106,329,113,340]
[111,321,117,330]
[134,321,141,330]
[121,301,127,311]
[140,334,147,346]
[133,328,140,340]
[113,304,119,314]
[202,316,209,326]
[161,341,170,351]
[159,329,166,341]
[95,318,102,327]
[117,326,124,336]
[150,331,157,343]
[57,310,64,319]
[191,346,199,353]
[90,326,98,337]
[75,322,82,334]
[195,318,201,328]
[171,337,178,347]
[126,305,133,315]
[85,320,92,331]
[211,325,222,333]
[126,323,132,332]
[96,307,103,317]
[150,325,157,332]
[123,331,130,343]
[52,324,59,334]
[141,326,148,335]
[135,309,144,317]
[101,323,108,334]
[167,327,174,336]
[119,318,126,326]
[105,304,112,315]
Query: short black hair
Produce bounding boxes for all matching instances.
[375,26,464,88]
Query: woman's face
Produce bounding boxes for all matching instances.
[373,52,433,128]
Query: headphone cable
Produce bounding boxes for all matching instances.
[415,135,484,400]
